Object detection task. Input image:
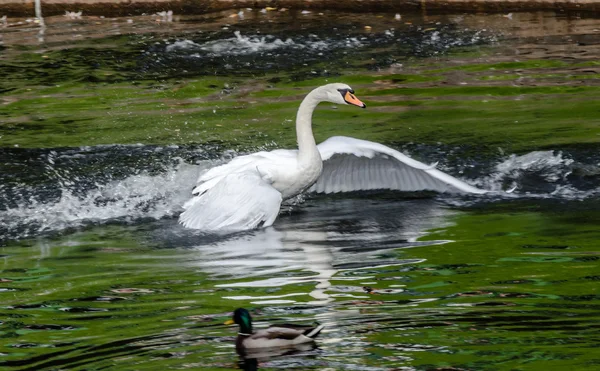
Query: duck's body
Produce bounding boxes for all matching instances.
[236,323,324,349]
[226,308,324,352]
[180,83,488,231]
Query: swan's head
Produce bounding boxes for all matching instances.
[316,83,366,108]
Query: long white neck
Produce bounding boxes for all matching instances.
[296,89,322,167]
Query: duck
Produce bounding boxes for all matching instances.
[179,83,489,231]
[225,308,324,352]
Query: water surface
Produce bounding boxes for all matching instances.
[1,8,599,371]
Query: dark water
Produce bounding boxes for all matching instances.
[1,8,600,371]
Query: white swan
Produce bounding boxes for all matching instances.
[179,83,487,231]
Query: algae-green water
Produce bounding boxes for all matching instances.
[1,9,599,371]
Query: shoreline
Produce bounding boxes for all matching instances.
[1,0,600,17]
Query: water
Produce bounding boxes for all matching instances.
[1,8,600,371]
[1,145,599,241]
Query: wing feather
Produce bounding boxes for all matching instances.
[311,136,487,194]
[179,171,282,231]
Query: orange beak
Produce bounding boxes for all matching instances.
[344,91,366,108]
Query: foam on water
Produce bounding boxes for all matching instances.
[165,31,363,57]
[419,29,492,54]
[142,26,496,77]
[0,146,597,242]
[476,150,599,199]
[0,157,207,241]
[162,27,492,60]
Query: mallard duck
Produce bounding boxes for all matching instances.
[224,308,324,351]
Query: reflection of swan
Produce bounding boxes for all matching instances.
[180,83,486,232]
[192,227,337,305]
[186,199,451,306]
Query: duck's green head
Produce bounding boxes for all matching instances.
[225,308,253,333]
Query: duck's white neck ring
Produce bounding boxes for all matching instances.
[238,332,252,336]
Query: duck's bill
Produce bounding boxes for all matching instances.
[224,319,235,325]
[344,91,366,108]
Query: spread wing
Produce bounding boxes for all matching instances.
[179,171,282,231]
[310,136,487,194]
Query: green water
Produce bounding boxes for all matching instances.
[1,8,599,371]
[1,199,599,370]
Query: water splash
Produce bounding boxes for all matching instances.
[475,150,600,199]
[0,160,202,241]
[163,27,490,59]
[142,26,496,77]
[418,29,494,55]
[0,146,597,242]
[167,32,295,55]
[0,144,228,242]
[166,31,363,57]
[496,151,574,183]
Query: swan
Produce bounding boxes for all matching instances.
[179,83,487,231]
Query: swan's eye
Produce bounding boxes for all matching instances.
[337,88,354,96]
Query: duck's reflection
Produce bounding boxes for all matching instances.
[237,343,317,371]
[238,357,258,371]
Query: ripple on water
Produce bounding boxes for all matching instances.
[0,197,599,369]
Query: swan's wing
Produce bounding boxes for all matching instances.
[191,149,297,197]
[179,171,282,231]
[311,136,487,194]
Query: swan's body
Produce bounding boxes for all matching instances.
[179,83,487,231]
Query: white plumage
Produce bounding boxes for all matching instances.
[311,136,486,194]
[179,83,487,231]
[179,171,282,230]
